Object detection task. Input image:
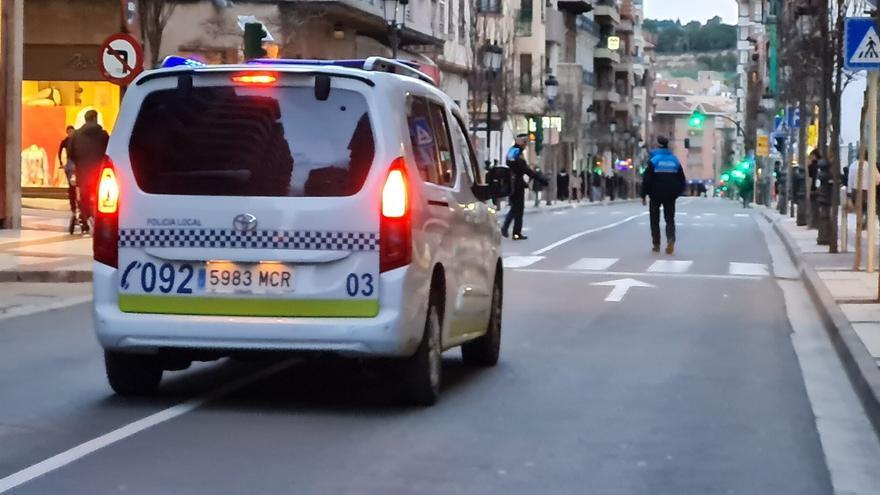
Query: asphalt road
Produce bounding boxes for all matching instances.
[0,198,874,494]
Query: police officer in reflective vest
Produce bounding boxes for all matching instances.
[641,136,687,254]
[502,133,546,240]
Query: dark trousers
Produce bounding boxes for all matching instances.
[503,193,525,236]
[649,196,676,246]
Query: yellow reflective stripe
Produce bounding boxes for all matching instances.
[118,295,379,318]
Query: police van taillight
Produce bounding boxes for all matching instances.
[380,157,412,272]
[94,158,119,268]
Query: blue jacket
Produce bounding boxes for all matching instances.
[641,147,686,200]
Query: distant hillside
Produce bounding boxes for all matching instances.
[644,16,736,54]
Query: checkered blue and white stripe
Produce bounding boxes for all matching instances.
[118,229,379,251]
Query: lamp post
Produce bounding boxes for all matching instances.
[544,75,559,204]
[482,42,503,167]
[384,0,409,58]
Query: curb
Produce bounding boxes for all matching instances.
[762,209,880,442]
[523,199,639,215]
[0,270,92,283]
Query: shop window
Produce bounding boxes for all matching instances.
[20,81,120,188]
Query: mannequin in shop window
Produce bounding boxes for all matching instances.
[21,144,49,187]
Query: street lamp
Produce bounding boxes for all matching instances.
[383,0,409,58]
[482,42,503,166]
[545,74,559,107]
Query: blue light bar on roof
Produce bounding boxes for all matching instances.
[247,58,421,69]
[161,56,206,69]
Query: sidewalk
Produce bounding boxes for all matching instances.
[0,198,92,282]
[763,207,880,438]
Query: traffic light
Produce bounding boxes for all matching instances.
[244,22,268,60]
[774,136,785,154]
[684,138,691,149]
[533,116,544,156]
[688,109,705,129]
[720,173,730,182]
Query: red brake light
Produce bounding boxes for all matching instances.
[382,169,408,218]
[230,72,278,85]
[97,166,119,214]
[94,159,119,268]
[380,158,412,272]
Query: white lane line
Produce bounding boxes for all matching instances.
[610,211,623,215]
[678,212,689,216]
[513,268,762,281]
[703,213,717,216]
[647,260,693,273]
[0,360,295,494]
[568,257,619,271]
[729,262,770,276]
[729,223,737,227]
[531,213,646,255]
[734,213,749,218]
[503,255,544,268]
[552,211,569,215]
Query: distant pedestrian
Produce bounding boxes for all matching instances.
[739,171,754,208]
[69,110,110,230]
[592,169,603,202]
[58,125,76,215]
[641,136,686,254]
[848,150,878,224]
[532,168,546,207]
[502,133,546,240]
[557,168,570,201]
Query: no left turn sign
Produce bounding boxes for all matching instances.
[99,33,144,86]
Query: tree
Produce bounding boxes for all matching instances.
[138,0,178,69]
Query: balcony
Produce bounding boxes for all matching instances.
[557,0,593,14]
[617,18,633,32]
[576,16,601,38]
[594,89,621,103]
[545,8,565,45]
[594,47,621,63]
[593,0,620,23]
[515,8,533,37]
[613,99,632,113]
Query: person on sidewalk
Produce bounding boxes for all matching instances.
[69,110,110,231]
[502,133,546,240]
[847,150,879,225]
[557,168,570,201]
[641,136,686,254]
[739,170,754,209]
[532,168,546,207]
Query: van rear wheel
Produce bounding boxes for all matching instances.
[401,302,442,406]
[461,274,502,366]
[105,351,162,396]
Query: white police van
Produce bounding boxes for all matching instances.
[92,56,509,405]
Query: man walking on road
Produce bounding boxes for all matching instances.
[641,136,686,254]
[502,133,546,240]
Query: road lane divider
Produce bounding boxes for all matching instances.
[531,212,647,256]
[0,359,297,494]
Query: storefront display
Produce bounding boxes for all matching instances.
[20,80,119,188]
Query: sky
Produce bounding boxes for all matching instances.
[643,0,737,25]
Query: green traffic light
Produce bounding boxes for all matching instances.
[688,110,705,129]
[720,173,730,182]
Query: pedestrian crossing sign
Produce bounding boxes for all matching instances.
[845,17,880,70]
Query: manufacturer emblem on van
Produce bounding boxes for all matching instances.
[233,214,258,232]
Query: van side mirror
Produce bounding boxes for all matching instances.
[472,166,511,201]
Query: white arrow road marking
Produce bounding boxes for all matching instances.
[592,278,655,302]
[647,260,693,273]
[503,256,544,268]
[729,262,769,276]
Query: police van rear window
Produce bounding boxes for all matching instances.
[129,86,374,197]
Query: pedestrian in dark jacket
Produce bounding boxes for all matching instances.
[532,168,546,207]
[641,136,686,254]
[502,133,547,240]
[69,110,110,225]
[58,125,76,214]
[557,168,570,201]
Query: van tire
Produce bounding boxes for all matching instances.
[105,351,162,396]
[401,302,442,406]
[461,274,502,367]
